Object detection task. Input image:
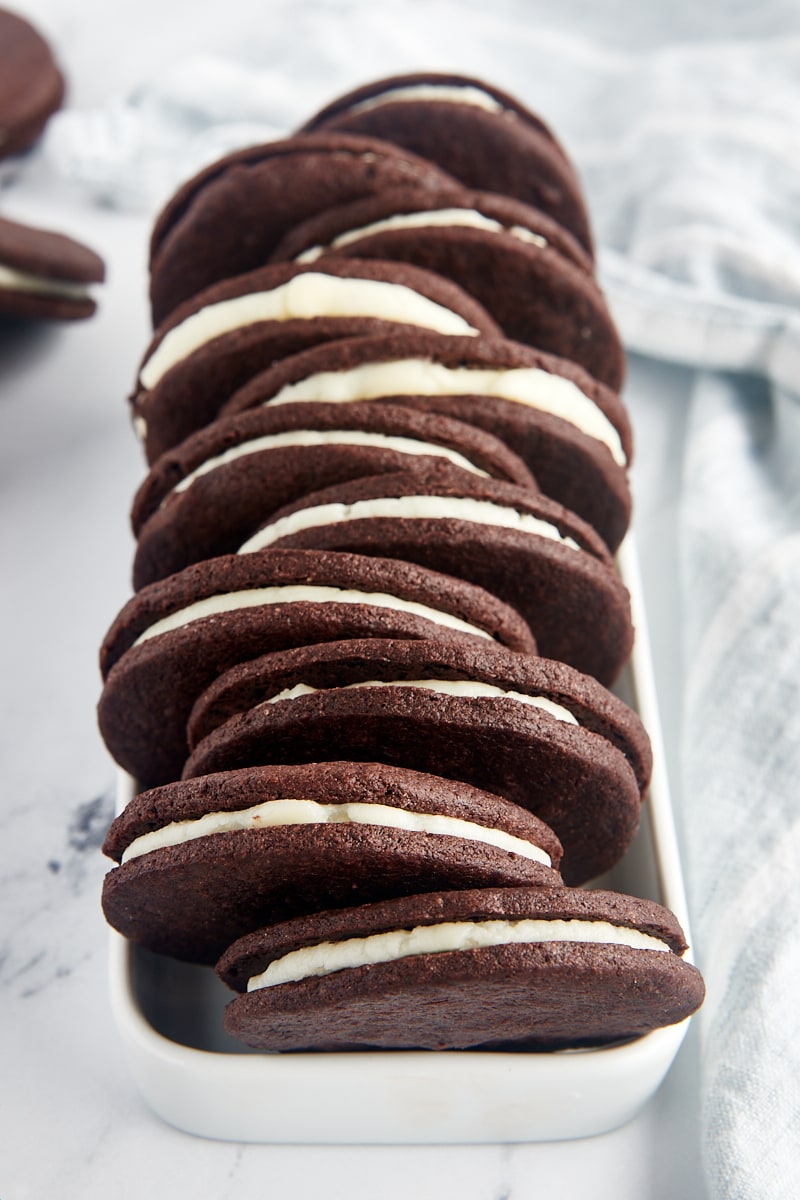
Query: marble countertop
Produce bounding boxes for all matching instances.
[0,5,705,1196]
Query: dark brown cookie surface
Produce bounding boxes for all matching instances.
[0,8,64,159]
[272,186,623,389]
[0,214,104,320]
[102,762,563,963]
[148,132,462,325]
[134,256,499,463]
[132,401,537,589]
[217,886,705,1051]
[300,73,594,257]
[184,636,651,883]
[222,330,632,551]
[98,549,536,788]
[235,465,633,684]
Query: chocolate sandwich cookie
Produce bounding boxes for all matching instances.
[222,331,632,552]
[272,186,623,389]
[132,401,538,589]
[234,465,632,683]
[217,886,705,1051]
[98,549,536,788]
[300,73,594,257]
[184,637,651,883]
[149,132,461,325]
[133,257,498,463]
[102,762,563,963]
[0,214,104,320]
[0,8,65,159]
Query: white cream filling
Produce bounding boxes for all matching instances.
[237,494,582,555]
[247,918,672,990]
[265,679,578,725]
[167,429,487,501]
[296,208,547,263]
[131,584,493,647]
[119,796,552,866]
[264,360,626,467]
[346,83,505,116]
[138,274,479,390]
[0,263,91,300]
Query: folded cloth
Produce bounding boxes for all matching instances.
[33,2,800,1194]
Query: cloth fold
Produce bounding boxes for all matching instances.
[28,4,800,1195]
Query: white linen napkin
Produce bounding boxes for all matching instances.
[35,3,800,1194]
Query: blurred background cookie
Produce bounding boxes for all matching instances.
[0,7,64,160]
[0,213,104,320]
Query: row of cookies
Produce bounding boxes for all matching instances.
[99,73,704,1051]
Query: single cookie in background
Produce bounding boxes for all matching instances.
[148,132,464,326]
[272,185,624,390]
[184,636,651,884]
[222,331,632,552]
[217,886,705,1052]
[98,548,536,789]
[0,8,64,160]
[0,214,104,320]
[131,401,538,590]
[300,73,594,258]
[133,257,499,464]
[101,762,564,964]
[235,465,633,684]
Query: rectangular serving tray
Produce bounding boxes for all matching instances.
[107,534,695,1143]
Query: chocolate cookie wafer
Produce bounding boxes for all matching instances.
[132,401,537,589]
[300,73,594,256]
[134,257,499,463]
[272,185,623,388]
[217,887,704,1051]
[98,549,536,788]
[0,214,104,320]
[148,132,462,325]
[184,636,651,883]
[222,331,632,551]
[235,465,632,683]
[102,762,563,963]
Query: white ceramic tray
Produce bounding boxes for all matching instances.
[107,534,695,1143]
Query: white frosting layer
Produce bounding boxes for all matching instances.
[0,263,91,300]
[168,429,488,500]
[138,274,479,389]
[237,495,582,555]
[296,208,547,263]
[120,797,552,866]
[247,918,672,990]
[346,83,505,116]
[265,679,578,725]
[264,360,626,466]
[131,584,493,647]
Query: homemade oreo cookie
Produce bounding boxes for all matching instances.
[148,132,461,325]
[217,886,705,1051]
[235,465,632,683]
[0,214,104,320]
[272,185,623,389]
[98,549,536,788]
[183,636,651,883]
[222,330,632,551]
[132,401,537,589]
[300,73,594,256]
[134,257,499,463]
[102,762,563,963]
[0,8,65,159]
